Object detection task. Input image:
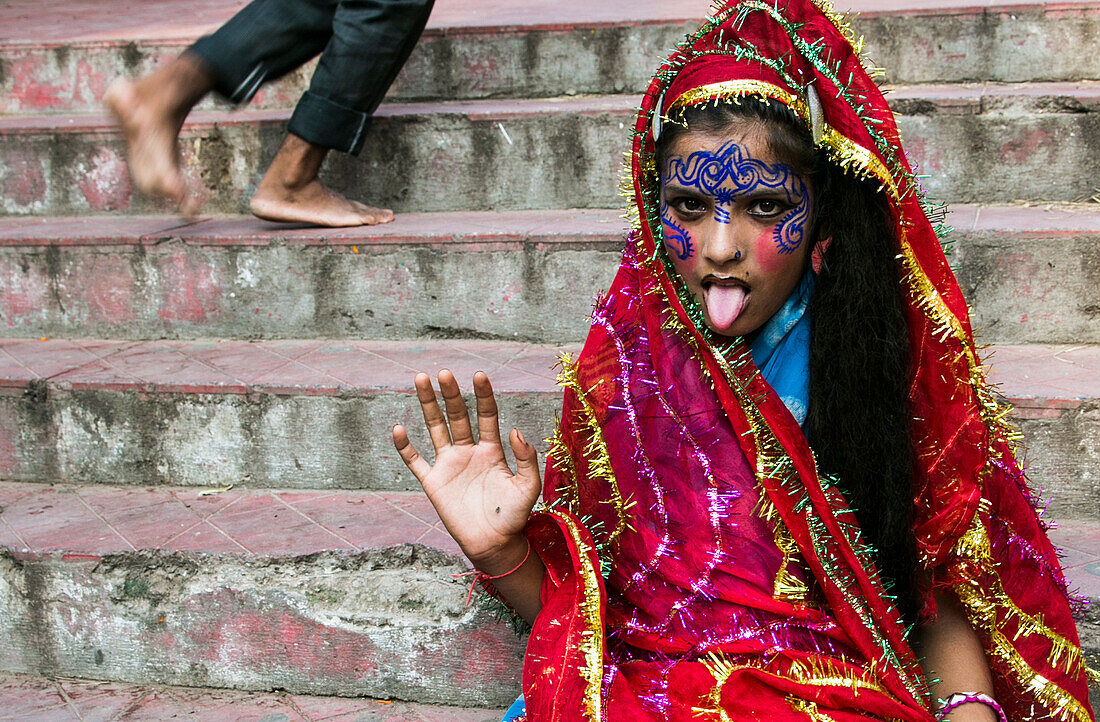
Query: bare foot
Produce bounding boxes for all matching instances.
[250,177,394,226]
[104,54,212,215]
[249,133,393,227]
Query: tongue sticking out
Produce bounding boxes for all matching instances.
[704,284,747,331]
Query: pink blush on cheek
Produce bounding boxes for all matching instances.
[753,228,786,274]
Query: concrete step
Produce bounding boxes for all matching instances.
[0,482,524,707]
[2,1,1099,114]
[0,204,1098,345]
[0,210,625,345]
[2,84,1099,217]
[0,671,507,721]
[0,338,1096,521]
[0,337,567,493]
[0,481,1095,706]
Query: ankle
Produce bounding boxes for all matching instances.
[263,134,328,190]
[140,53,215,120]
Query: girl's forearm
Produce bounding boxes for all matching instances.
[917,591,1000,722]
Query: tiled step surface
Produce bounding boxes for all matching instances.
[0,483,524,706]
[1,204,1099,345]
[2,1,1099,114]
[0,481,462,557]
[0,338,1097,519]
[2,85,1099,217]
[0,481,1095,704]
[0,672,506,722]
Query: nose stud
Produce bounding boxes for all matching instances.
[734,250,742,261]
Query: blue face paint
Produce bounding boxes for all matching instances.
[660,201,696,260]
[713,187,736,224]
[662,140,810,255]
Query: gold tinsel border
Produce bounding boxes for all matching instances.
[554,354,629,545]
[546,417,581,516]
[693,651,893,720]
[949,516,1095,722]
[547,510,607,721]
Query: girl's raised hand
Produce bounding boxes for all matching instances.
[392,370,542,575]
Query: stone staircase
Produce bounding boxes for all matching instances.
[0,0,1098,715]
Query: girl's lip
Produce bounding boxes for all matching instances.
[702,275,749,290]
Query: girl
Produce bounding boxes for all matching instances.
[392,0,1098,719]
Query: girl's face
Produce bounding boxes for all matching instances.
[660,123,813,340]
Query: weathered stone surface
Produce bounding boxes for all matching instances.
[0,547,525,705]
[0,215,624,344]
[860,7,1100,85]
[0,671,506,721]
[1016,403,1100,521]
[4,6,1099,114]
[899,111,1100,204]
[0,23,694,114]
[950,209,1100,345]
[0,385,562,491]
[2,87,1098,217]
[0,480,1092,705]
[1078,601,1100,714]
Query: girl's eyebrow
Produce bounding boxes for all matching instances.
[662,183,705,196]
[665,182,801,200]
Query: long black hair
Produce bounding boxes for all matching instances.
[655,98,921,625]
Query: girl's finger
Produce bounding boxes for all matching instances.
[414,372,452,452]
[438,369,475,446]
[473,371,502,446]
[392,424,432,482]
[510,428,543,495]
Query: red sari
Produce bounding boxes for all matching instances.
[509,1,1098,719]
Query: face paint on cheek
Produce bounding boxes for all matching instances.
[660,201,696,261]
[773,191,810,255]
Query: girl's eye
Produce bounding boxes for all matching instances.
[748,199,787,217]
[671,197,707,215]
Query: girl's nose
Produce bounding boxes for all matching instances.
[703,218,748,266]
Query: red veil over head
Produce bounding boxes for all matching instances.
[514,1,1098,720]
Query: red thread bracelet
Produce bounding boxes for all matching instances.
[454,540,532,605]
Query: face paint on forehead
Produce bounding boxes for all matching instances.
[664,139,811,254]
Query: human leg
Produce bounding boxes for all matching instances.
[105,53,214,214]
[106,0,337,213]
[250,0,435,226]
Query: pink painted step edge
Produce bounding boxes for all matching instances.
[3,205,1100,248]
[0,209,629,247]
[0,339,1097,401]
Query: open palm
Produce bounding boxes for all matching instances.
[392,370,541,570]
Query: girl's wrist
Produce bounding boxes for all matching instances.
[470,535,531,578]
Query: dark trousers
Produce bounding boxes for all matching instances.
[189,0,434,155]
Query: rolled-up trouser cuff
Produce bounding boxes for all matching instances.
[288,90,371,155]
[188,38,269,105]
